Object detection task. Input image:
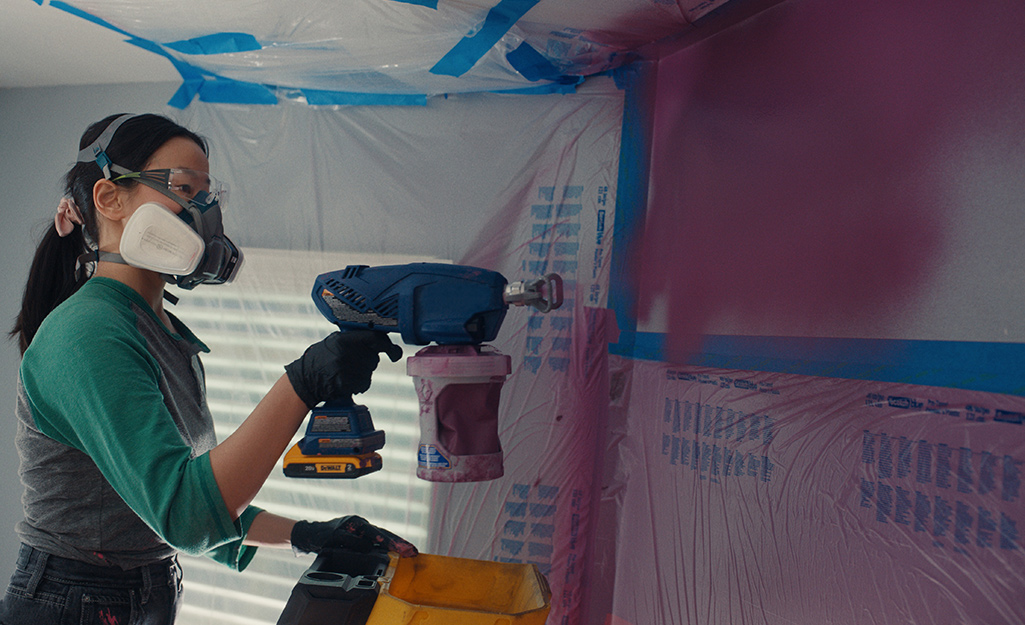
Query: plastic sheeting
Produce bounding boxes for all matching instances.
[600,357,1025,624]
[176,79,625,263]
[420,80,623,624]
[40,0,730,106]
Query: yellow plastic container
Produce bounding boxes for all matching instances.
[367,553,551,625]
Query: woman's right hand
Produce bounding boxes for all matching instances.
[284,331,403,409]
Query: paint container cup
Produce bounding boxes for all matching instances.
[406,345,511,482]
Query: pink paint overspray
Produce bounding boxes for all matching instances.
[633,0,1025,360]
[98,608,119,625]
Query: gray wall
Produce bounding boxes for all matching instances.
[0,81,180,579]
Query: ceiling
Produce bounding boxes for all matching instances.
[0,0,779,93]
[0,0,179,87]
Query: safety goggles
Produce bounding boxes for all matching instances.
[113,168,230,209]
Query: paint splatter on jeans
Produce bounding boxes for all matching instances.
[0,544,181,625]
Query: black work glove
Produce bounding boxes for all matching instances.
[291,515,419,557]
[285,331,403,409]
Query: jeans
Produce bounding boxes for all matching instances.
[0,544,182,625]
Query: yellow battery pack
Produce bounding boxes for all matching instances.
[282,443,382,479]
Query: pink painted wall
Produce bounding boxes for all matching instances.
[633,0,1025,360]
[591,2,1025,623]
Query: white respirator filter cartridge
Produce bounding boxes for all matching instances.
[119,202,204,275]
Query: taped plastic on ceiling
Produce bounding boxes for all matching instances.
[41,0,731,107]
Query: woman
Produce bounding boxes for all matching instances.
[0,113,416,625]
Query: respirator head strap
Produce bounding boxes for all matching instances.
[77,114,137,180]
[75,249,181,305]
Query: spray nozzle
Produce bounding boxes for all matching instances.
[503,273,563,313]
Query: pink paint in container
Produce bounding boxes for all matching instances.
[407,345,512,482]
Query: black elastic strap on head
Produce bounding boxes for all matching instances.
[77,114,137,179]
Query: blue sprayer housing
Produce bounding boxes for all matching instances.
[312,263,510,345]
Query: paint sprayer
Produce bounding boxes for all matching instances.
[282,263,562,482]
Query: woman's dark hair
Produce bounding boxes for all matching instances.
[10,113,208,354]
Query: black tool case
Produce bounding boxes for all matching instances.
[276,549,390,625]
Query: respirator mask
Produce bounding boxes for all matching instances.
[113,169,243,289]
[77,114,244,289]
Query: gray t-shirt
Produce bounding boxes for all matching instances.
[16,277,260,570]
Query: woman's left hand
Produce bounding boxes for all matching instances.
[290,515,419,557]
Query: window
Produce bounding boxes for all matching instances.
[169,248,434,625]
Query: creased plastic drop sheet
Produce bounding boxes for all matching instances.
[426,84,624,625]
[603,356,1025,625]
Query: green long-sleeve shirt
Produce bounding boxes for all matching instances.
[17,277,260,570]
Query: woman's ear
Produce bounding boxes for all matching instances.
[93,179,129,222]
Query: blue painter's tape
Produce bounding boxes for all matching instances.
[167,80,203,110]
[607,62,658,359]
[129,34,274,107]
[430,0,541,77]
[197,79,277,105]
[391,0,438,7]
[624,331,1025,397]
[127,37,201,76]
[506,42,560,81]
[301,89,427,107]
[488,78,582,96]
[125,37,211,108]
[165,32,261,55]
[126,36,166,56]
[50,1,133,36]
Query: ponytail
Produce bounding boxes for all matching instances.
[9,113,207,354]
[10,223,91,354]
